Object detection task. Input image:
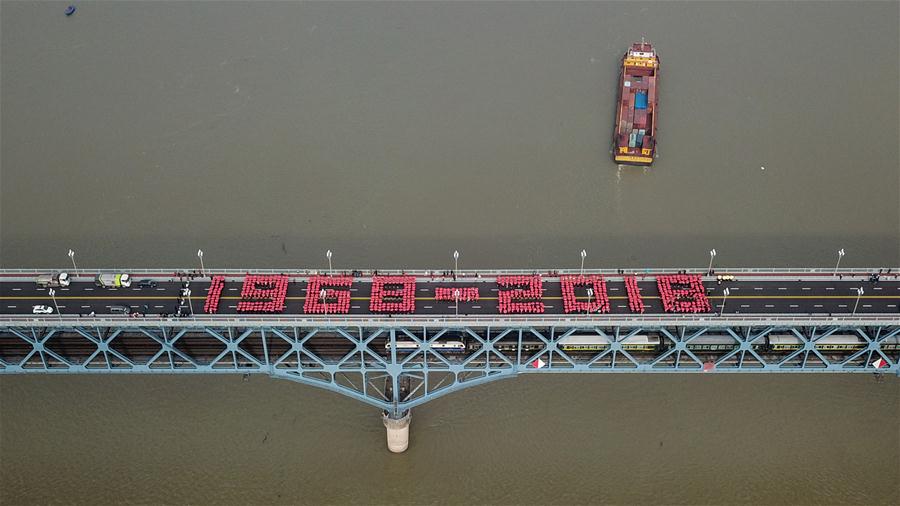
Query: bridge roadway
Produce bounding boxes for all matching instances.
[1,271,898,317]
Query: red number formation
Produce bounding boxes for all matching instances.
[237,275,289,313]
[560,275,610,313]
[370,275,416,313]
[497,275,544,314]
[203,275,226,314]
[656,274,710,313]
[624,275,645,313]
[434,287,479,302]
[304,276,353,314]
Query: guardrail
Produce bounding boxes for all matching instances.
[2,314,897,328]
[1,267,897,277]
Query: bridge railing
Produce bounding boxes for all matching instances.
[2,314,897,328]
[1,267,896,277]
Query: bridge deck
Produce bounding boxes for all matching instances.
[1,270,897,317]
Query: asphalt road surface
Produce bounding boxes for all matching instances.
[2,274,898,317]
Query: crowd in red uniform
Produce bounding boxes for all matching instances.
[560,275,611,313]
[202,273,717,316]
[434,287,480,302]
[624,275,645,313]
[304,275,353,314]
[497,275,544,314]
[656,274,710,313]
[203,275,226,313]
[236,275,289,313]
[370,275,417,313]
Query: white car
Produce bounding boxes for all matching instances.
[32,305,54,314]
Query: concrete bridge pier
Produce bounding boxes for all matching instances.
[383,410,411,453]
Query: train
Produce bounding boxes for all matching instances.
[386,334,900,354]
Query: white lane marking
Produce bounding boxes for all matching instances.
[472,305,481,309]
[888,304,898,308]
[764,304,774,308]
[617,305,626,309]
[754,287,763,290]
[132,288,140,291]
[873,287,882,290]
[350,288,358,292]
[826,287,834,291]
[419,289,429,292]
[609,287,619,291]
[491,288,498,292]
[156,288,165,291]
[84,288,93,291]
[863,304,872,308]
[351,305,360,309]
[778,287,787,290]
[802,287,811,291]
[789,304,799,308]
[60,288,69,291]
[57,305,66,308]
[814,304,823,308]
[81,305,91,308]
[6,305,16,308]
[545,305,554,309]
[228,288,238,291]
[741,304,750,308]
[12,288,21,291]
[227,305,237,309]
[424,306,433,309]
[838,304,847,308]
[154,305,164,308]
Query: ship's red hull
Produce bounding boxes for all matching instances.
[613,42,659,165]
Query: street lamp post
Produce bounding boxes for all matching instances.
[834,248,845,276]
[580,249,587,277]
[197,249,205,276]
[326,250,333,276]
[586,287,594,313]
[852,287,864,315]
[453,250,459,278]
[320,289,328,319]
[49,288,61,319]
[454,289,460,317]
[67,249,78,275]
[719,288,730,316]
[185,288,194,316]
[708,249,717,275]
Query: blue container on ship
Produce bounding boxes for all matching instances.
[634,91,648,110]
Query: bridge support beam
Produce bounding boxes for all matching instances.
[382,409,411,453]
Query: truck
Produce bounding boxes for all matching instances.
[95,273,132,288]
[36,272,70,288]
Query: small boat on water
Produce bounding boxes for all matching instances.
[613,41,659,166]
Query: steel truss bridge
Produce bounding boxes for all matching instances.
[3,267,898,451]
[2,316,898,410]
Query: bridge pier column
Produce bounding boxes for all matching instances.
[382,409,411,453]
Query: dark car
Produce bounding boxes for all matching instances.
[138,279,158,288]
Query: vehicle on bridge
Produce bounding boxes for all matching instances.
[31,305,53,314]
[95,273,131,288]
[387,340,466,351]
[36,272,70,288]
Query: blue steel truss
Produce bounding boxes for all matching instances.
[1,318,898,415]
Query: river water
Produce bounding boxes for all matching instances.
[1,1,898,504]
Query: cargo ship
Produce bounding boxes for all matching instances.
[613,41,659,165]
